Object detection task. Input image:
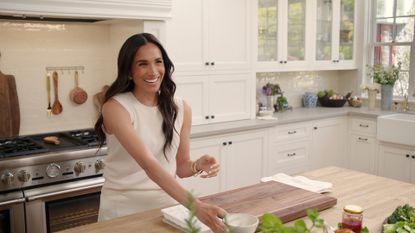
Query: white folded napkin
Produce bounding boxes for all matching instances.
[161,204,212,233]
[257,115,278,120]
[260,173,333,193]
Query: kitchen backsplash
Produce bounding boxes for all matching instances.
[0,20,144,135]
[256,71,359,108]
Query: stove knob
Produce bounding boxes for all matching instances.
[1,171,14,185]
[95,159,105,172]
[46,163,61,178]
[17,170,31,182]
[74,162,86,174]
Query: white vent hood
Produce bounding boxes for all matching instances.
[0,0,172,21]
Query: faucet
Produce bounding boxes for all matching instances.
[401,95,410,112]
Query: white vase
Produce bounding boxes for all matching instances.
[266,96,276,111]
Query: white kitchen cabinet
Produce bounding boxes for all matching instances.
[0,0,172,20]
[310,117,347,170]
[175,73,251,125]
[178,138,222,197]
[267,122,311,176]
[256,0,312,71]
[166,0,251,74]
[181,129,267,195]
[309,0,356,70]
[347,117,378,174]
[378,143,415,184]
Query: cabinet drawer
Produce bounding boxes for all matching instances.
[351,118,376,135]
[271,123,310,142]
[269,141,308,171]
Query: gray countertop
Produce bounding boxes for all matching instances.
[190,106,394,138]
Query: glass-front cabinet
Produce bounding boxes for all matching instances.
[256,0,356,71]
[312,0,356,69]
[257,0,310,71]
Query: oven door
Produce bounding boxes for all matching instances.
[0,191,25,233]
[24,176,104,233]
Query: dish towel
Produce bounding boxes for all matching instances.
[260,173,333,193]
[161,204,212,233]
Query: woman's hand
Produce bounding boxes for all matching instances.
[194,200,227,233]
[196,155,220,178]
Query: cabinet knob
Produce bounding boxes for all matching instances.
[412,155,415,159]
[210,62,215,66]
[205,116,209,119]
[284,61,287,64]
[205,62,209,66]
[406,154,410,158]
[279,61,283,64]
[313,126,318,130]
[211,115,215,119]
[223,142,227,146]
[228,141,232,145]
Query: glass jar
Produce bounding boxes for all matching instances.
[342,205,363,233]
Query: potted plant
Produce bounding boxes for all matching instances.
[366,62,401,110]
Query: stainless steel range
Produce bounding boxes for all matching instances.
[0,128,107,233]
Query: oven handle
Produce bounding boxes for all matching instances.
[25,176,105,201]
[0,197,26,206]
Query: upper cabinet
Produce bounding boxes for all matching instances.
[0,0,172,20]
[257,0,311,71]
[256,0,356,71]
[311,0,356,69]
[166,0,252,74]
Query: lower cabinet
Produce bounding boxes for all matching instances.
[378,143,415,183]
[178,129,267,196]
[268,140,310,176]
[310,117,347,170]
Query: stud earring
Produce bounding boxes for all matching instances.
[128,76,133,80]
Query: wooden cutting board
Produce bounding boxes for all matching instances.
[0,71,20,138]
[200,181,337,223]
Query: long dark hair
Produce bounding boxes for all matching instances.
[94,33,178,159]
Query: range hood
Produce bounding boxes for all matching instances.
[0,0,172,21]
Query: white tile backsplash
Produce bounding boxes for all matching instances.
[0,20,143,135]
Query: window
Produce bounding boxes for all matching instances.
[369,0,415,97]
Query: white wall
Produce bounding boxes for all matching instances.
[0,20,143,135]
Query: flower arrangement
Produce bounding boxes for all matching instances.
[366,62,401,86]
[262,83,282,96]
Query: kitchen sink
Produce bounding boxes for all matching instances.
[377,113,415,147]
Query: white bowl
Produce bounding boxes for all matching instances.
[225,213,258,233]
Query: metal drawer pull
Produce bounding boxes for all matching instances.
[358,137,368,141]
[287,131,297,135]
[287,153,296,157]
[0,198,25,206]
[359,124,369,128]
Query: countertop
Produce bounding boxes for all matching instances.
[58,167,415,233]
[190,106,393,138]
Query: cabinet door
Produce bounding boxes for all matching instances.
[222,130,266,191]
[268,140,309,176]
[349,134,377,174]
[312,0,356,69]
[206,0,251,71]
[208,73,251,123]
[178,137,222,197]
[174,76,209,125]
[378,144,412,183]
[310,117,347,169]
[165,0,206,73]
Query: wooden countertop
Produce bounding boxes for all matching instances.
[59,167,415,233]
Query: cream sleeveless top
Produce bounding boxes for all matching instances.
[98,92,184,221]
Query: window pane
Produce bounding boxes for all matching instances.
[376,0,394,18]
[397,0,415,16]
[316,0,332,60]
[395,17,415,42]
[376,18,394,42]
[287,0,306,61]
[394,71,409,96]
[393,45,411,70]
[374,45,391,65]
[258,0,278,61]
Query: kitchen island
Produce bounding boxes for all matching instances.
[59,167,415,233]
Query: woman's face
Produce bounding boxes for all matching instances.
[131,43,165,97]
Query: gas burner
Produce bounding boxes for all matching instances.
[0,137,49,158]
[68,129,103,147]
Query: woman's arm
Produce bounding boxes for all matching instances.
[102,99,226,232]
[176,101,220,178]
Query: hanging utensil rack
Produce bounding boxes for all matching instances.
[45,66,85,73]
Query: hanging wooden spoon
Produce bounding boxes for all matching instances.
[69,71,88,104]
[51,71,63,115]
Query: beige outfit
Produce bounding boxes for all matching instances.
[98,92,184,221]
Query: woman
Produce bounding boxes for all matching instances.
[94,33,227,232]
